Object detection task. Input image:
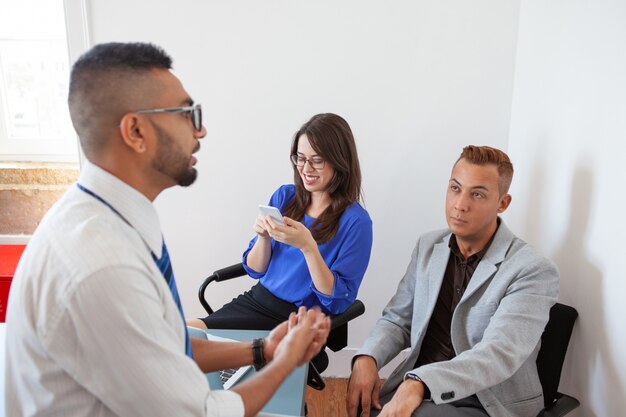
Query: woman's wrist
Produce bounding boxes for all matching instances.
[299,241,317,255]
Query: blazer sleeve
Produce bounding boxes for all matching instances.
[357,239,421,369]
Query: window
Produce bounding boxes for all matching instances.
[0,0,79,162]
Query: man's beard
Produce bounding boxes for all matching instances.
[151,123,198,187]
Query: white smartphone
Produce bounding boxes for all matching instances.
[258,205,286,226]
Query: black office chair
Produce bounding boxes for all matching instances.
[198,263,365,390]
[536,303,580,417]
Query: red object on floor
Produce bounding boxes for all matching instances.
[0,245,26,322]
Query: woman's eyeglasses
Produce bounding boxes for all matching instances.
[290,154,325,170]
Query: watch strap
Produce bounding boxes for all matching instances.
[252,338,266,371]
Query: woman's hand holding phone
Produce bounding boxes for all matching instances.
[257,205,316,252]
[255,205,283,240]
[264,216,316,253]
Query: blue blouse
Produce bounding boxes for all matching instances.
[242,185,373,315]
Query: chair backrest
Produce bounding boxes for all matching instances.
[536,303,578,408]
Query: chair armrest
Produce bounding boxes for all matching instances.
[198,263,247,314]
[326,300,365,352]
[213,263,247,282]
[538,393,580,417]
[330,300,365,330]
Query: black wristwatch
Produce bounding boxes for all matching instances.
[405,373,431,399]
[252,338,266,371]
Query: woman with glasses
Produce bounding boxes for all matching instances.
[190,113,372,341]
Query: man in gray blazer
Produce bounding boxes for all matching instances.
[347,146,559,417]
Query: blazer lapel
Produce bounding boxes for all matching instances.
[410,235,450,349]
[425,236,452,312]
[461,220,515,302]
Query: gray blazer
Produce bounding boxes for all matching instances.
[358,220,559,417]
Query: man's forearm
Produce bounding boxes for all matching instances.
[192,338,254,373]
[231,357,296,417]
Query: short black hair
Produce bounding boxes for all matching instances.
[68,42,173,157]
[69,42,172,81]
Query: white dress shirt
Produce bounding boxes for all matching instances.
[4,162,244,417]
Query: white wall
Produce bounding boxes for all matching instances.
[506,1,626,416]
[83,0,521,376]
[49,1,626,413]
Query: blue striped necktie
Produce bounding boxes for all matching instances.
[152,241,193,358]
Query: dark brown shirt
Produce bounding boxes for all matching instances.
[415,234,493,367]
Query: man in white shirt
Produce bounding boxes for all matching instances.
[4,42,330,417]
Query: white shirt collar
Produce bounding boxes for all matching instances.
[77,161,164,258]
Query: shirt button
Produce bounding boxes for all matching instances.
[456,287,461,294]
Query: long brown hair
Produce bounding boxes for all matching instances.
[283,113,363,244]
